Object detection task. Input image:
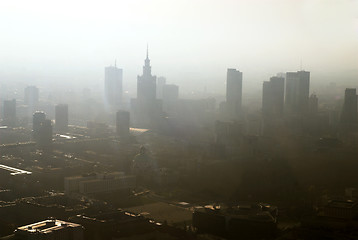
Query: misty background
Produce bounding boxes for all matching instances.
[0,0,357,98]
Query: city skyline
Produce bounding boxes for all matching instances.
[0,0,357,94]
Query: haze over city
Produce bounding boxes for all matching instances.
[0,1,358,240]
[1,0,357,94]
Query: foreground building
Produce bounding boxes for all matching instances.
[193,203,278,239]
[14,219,83,240]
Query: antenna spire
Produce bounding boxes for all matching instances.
[146,43,149,59]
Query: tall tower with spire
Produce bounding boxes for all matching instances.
[137,45,156,101]
[131,45,162,128]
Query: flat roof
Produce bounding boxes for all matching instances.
[0,164,32,176]
[17,219,82,234]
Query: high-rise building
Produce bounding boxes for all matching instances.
[24,86,39,106]
[308,94,318,115]
[116,110,130,136]
[3,99,16,127]
[226,68,243,118]
[157,76,166,99]
[55,104,68,132]
[33,111,46,139]
[130,46,162,128]
[262,76,285,118]
[137,47,156,101]
[285,71,310,115]
[38,119,53,146]
[104,63,123,106]
[340,88,357,125]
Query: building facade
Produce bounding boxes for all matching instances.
[55,104,68,132]
[3,99,16,127]
[285,71,310,115]
[226,68,243,119]
[104,64,123,107]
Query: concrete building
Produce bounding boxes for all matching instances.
[3,99,16,127]
[262,76,285,118]
[340,88,357,125]
[130,46,162,128]
[308,94,318,115]
[64,172,136,195]
[33,111,46,140]
[38,119,53,146]
[104,64,123,106]
[226,68,243,119]
[285,71,310,115]
[116,110,130,136]
[14,219,83,240]
[55,104,68,132]
[24,86,39,106]
[193,203,278,239]
[156,76,166,99]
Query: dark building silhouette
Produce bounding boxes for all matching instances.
[33,111,46,140]
[340,88,357,125]
[104,63,123,106]
[285,71,310,115]
[116,110,130,136]
[38,119,53,146]
[55,104,68,132]
[130,46,162,128]
[262,76,285,118]
[308,94,318,116]
[3,99,16,127]
[137,47,156,101]
[157,76,166,99]
[226,68,242,118]
[24,86,39,106]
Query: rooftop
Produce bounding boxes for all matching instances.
[16,219,82,235]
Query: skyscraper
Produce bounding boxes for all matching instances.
[24,86,39,106]
[3,99,16,127]
[137,47,156,101]
[33,111,46,140]
[226,68,242,118]
[262,76,285,118]
[340,88,357,125]
[38,119,53,146]
[285,71,310,115]
[308,94,318,116]
[55,104,68,132]
[130,46,162,128]
[116,110,130,136]
[104,63,123,106]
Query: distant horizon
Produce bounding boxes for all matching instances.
[1,0,357,95]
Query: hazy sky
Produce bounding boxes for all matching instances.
[0,0,357,94]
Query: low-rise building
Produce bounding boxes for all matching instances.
[65,172,136,195]
[14,219,83,240]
